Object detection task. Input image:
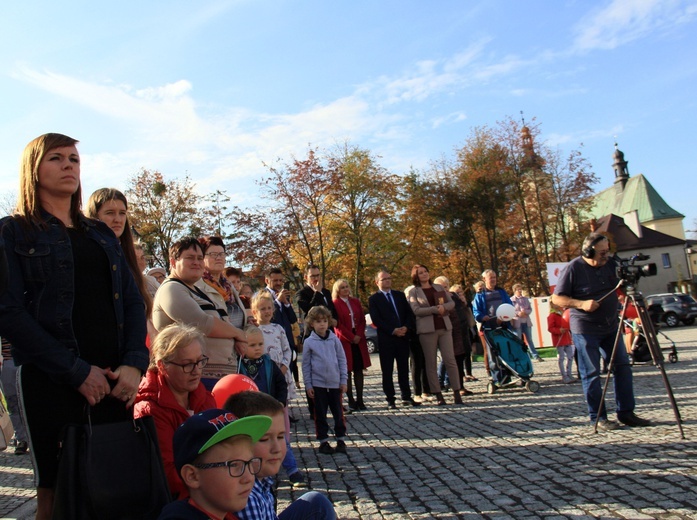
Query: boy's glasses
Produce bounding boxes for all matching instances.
[165,356,209,373]
[205,252,226,259]
[193,457,263,477]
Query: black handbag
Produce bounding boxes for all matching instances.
[52,413,171,520]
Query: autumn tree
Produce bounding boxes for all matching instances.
[480,117,596,293]
[126,169,202,268]
[201,190,236,239]
[545,147,598,261]
[226,209,298,279]
[453,127,515,274]
[325,143,401,300]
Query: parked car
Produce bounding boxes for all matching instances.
[645,293,697,327]
[365,314,379,353]
[365,324,379,353]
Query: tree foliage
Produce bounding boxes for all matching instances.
[125,115,598,299]
[125,169,202,268]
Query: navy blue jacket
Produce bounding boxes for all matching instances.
[268,289,297,349]
[0,212,148,388]
[237,354,288,406]
[368,289,415,344]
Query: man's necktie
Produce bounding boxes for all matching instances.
[386,291,400,321]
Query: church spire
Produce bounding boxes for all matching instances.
[520,111,543,169]
[613,141,630,193]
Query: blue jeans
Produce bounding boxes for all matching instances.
[572,332,635,422]
[515,323,540,359]
[279,491,336,520]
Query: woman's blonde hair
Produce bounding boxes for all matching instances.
[331,279,351,300]
[305,305,337,329]
[433,275,449,288]
[149,323,206,371]
[17,133,81,227]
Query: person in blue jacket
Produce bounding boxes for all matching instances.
[472,269,514,331]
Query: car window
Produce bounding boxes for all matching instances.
[678,294,697,304]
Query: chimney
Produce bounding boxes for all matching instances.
[624,210,643,238]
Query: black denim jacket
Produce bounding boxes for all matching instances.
[0,212,148,388]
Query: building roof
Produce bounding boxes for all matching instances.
[594,214,684,253]
[588,174,684,223]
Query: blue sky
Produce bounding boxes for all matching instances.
[2,0,696,236]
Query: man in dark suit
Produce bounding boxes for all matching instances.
[368,269,420,408]
[265,267,298,351]
[296,264,337,328]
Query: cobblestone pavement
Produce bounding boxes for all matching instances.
[3,326,696,519]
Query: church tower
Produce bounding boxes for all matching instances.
[613,142,630,194]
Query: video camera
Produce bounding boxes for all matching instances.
[614,253,657,285]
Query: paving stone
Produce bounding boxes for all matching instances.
[4,328,697,519]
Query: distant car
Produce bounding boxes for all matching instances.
[645,293,697,327]
[365,324,378,353]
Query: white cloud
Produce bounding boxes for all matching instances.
[10,66,397,196]
[432,112,468,129]
[375,39,495,104]
[12,65,211,148]
[573,0,697,51]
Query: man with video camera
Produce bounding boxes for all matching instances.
[552,233,651,431]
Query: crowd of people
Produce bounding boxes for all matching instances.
[0,133,652,519]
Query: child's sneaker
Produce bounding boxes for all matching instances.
[288,471,307,488]
[334,440,347,454]
[318,441,335,455]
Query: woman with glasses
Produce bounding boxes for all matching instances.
[196,236,247,331]
[134,323,216,499]
[153,237,248,390]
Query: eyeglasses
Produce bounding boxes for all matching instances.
[205,252,226,259]
[166,356,209,373]
[181,255,204,263]
[378,277,391,282]
[193,457,262,477]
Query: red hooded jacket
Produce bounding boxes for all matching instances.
[134,370,215,499]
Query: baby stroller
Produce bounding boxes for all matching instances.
[483,327,540,394]
[624,304,679,365]
[624,314,678,365]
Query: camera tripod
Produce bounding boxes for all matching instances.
[596,281,685,438]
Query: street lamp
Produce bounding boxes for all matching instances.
[685,246,695,296]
